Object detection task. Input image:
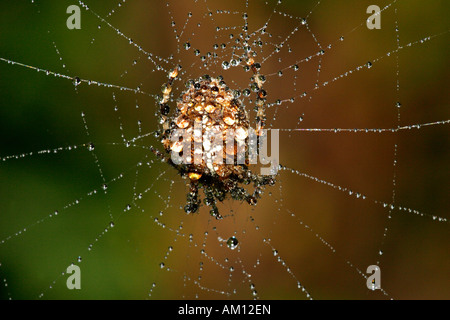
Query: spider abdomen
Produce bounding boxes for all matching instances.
[159,71,274,216]
[167,76,250,180]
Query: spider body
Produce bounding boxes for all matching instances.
[157,60,275,217]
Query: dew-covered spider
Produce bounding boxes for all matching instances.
[155,56,277,218]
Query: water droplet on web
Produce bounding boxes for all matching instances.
[227,236,238,250]
[73,77,81,86]
[88,143,95,151]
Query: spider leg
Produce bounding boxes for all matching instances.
[159,65,181,148]
[184,180,201,214]
[246,57,267,137]
[204,186,222,219]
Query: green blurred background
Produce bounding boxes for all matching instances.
[0,0,448,299]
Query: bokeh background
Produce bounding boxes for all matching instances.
[0,0,448,299]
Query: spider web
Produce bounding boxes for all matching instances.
[0,0,449,299]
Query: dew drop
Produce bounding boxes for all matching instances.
[73,76,81,86]
[226,236,239,250]
[222,61,230,70]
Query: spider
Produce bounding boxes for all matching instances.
[155,56,276,219]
